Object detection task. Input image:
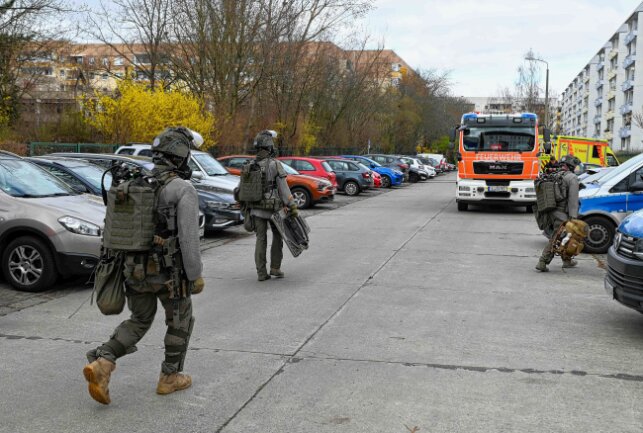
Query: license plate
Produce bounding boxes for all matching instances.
[199,227,205,238]
[487,186,508,192]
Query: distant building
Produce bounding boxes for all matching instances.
[560,2,643,152]
[463,96,551,118]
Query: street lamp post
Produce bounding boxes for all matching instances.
[525,56,549,129]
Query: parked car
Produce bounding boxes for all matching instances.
[365,154,410,181]
[340,155,404,188]
[605,209,643,314]
[371,170,382,188]
[278,156,338,187]
[579,167,614,184]
[115,145,240,193]
[401,156,435,181]
[47,153,218,234]
[27,157,112,196]
[323,158,373,196]
[218,154,335,208]
[418,153,448,172]
[578,152,643,253]
[0,151,105,292]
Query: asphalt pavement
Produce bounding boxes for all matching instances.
[2,173,643,433]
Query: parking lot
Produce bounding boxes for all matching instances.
[0,184,399,316]
[3,173,643,433]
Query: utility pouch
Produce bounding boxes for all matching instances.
[243,208,255,232]
[94,251,126,315]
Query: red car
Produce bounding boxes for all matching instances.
[278,156,338,187]
[371,170,382,188]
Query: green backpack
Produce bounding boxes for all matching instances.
[238,161,265,203]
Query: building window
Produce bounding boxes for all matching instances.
[101,73,108,80]
[114,57,124,66]
[102,57,109,66]
[59,69,65,77]
[391,63,400,72]
[89,57,95,65]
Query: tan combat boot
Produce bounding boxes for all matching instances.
[270,268,285,278]
[156,372,192,395]
[83,357,115,405]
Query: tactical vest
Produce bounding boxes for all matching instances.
[239,159,280,211]
[103,174,172,251]
[535,171,565,213]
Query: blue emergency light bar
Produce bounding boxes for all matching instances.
[461,112,538,126]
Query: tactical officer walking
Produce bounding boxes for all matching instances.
[83,127,205,404]
[242,130,298,281]
[536,155,581,272]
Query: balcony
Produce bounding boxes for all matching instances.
[582,106,588,114]
[624,54,636,69]
[593,115,602,124]
[622,79,634,91]
[608,68,618,80]
[594,97,603,107]
[626,30,638,45]
[607,90,616,100]
[609,48,619,59]
[584,75,590,84]
[597,61,605,71]
[605,131,613,140]
[620,103,633,115]
[595,79,605,89]
[606,111,615,120]
[620,126,632,138]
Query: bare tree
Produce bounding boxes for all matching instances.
[87,0,172,90]
[515,48,544,117]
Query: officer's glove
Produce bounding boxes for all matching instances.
[191,277,205,295]
[289,203,299,218]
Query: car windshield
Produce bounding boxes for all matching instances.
[69,164,112,190]
[596,152,643,185]
[193,153,229,175]
[359,157,380,167]
[280,162,299,175]
[0,160,74,197]
[583,167,614,184]
[356,162,370,171]
[463,127,535,152]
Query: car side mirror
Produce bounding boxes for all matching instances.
[456,152,462,162]
[542,128,552,153]
[448,127,457,149]
[192,171,204,180]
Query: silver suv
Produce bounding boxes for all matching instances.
[0,152,105,292]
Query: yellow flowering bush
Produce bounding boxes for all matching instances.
[80,80,216,148]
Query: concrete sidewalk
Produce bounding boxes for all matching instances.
[2,174,643,433]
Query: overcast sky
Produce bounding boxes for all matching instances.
[359,0,641,98]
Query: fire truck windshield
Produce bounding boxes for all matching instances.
[462,127,535,152]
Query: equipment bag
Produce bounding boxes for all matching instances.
[94,252,126,315]
[239,162,264,203]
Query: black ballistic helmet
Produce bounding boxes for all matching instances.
[560,154,581,170]
[253,130,277,152]
[152,127,202,179]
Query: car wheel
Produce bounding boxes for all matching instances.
[2,236,57,292]
[381,175,392,188]
[344,181,360,196]
[583,216,615,254]
[291,187,312,209]
[409,172,420,183]
[457,202,468,211]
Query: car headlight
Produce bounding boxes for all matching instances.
[58,216,101,236]
[206,200,231,210]
[613,232,622,250]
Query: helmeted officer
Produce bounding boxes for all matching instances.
[536,154,581,272]
[246,130,297,281]
[83,127,205,405]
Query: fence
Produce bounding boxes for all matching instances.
[29,142,120,156]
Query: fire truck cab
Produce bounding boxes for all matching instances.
[451,112,547,212]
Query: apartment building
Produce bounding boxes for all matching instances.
[561,2,643,152]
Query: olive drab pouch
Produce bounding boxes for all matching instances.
[535,181,557,212]
[93,251,126,315]
[238,161,264,203]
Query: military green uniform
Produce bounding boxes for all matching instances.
[539,168,580,266]
[249,149,294,278]
[87,169,202,375]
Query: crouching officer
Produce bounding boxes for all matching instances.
[83,127,205,404]
[536,154,581,272]
[241,130,297,281]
